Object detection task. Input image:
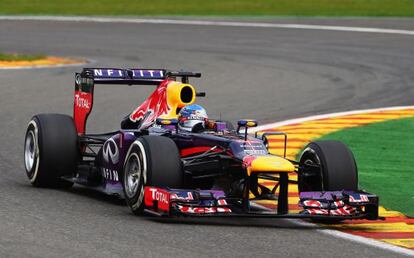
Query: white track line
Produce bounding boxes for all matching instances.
[291,219,414,257]
[250,105,414,133]
[1,16,414,36]
[255,106,414,256]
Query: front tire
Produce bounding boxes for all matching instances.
[122,136,183,215]
[298,140,358,192]
[24,114,78,188]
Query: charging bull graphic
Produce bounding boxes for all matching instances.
[129,80,196,129]
[129,80,172,129]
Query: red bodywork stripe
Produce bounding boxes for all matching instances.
[180,146,223,157]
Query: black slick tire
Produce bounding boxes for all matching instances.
[122,136,183,215]
[24,114,78,188]
[298,140,358,192]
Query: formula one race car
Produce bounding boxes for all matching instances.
[24,68,380,220]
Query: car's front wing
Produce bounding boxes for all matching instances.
[143,186,380,220]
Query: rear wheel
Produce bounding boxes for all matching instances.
[24,114,78,188]
[298,140,358,192]
[122,136,183,215]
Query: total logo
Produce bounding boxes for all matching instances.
[149,188,169,205]
[75,94,90,109]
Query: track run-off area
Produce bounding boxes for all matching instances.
[1,16,414,257]
[0,56,86,70]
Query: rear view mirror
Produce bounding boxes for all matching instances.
[237,119,258,140]
[237,119,258,128]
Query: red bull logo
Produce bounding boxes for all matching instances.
[129,80,171,128]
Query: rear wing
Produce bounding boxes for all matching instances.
[79,68,201,85]
[74,68,202,134]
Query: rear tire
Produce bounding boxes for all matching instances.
[122,136,183,215]
[24,114,78,188]
[298,140,358,192]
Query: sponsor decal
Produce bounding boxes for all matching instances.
[238,140,268,155]
[94,69,124,77]
[177,205,232,214]
[333,200,345,208]
[217,199,227,206]
[349,194,369,203]
[303,205,357,216]
[170,192,194,201]
[330,205,357,216]
[129,81,171,128]
[144,187,170,212]
[102,168,119,181]
[102,138,119,164]
[303,208,329,215]
[301,199,345,209]
[131,69,164,78]
[149,188,169,204]
[73,90,93,134]
[74,93,90,109]
[303,200,322,208]
[93,69,164,79]
[180,109,207,122]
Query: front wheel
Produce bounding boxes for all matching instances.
[298,140,358,192]
[122,136,183,215]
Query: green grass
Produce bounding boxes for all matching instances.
[0,0,413,17]
[0,53,45,61]
[316,117,414,217]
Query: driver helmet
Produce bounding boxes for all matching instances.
[178,104,208,132]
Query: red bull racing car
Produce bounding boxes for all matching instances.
[24,68,380,220]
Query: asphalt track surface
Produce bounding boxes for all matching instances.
[1,18,414,257]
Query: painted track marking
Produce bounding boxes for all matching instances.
[0,56,88,70]
[1,16,414,36]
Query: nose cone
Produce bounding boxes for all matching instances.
[243,155,295,175]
